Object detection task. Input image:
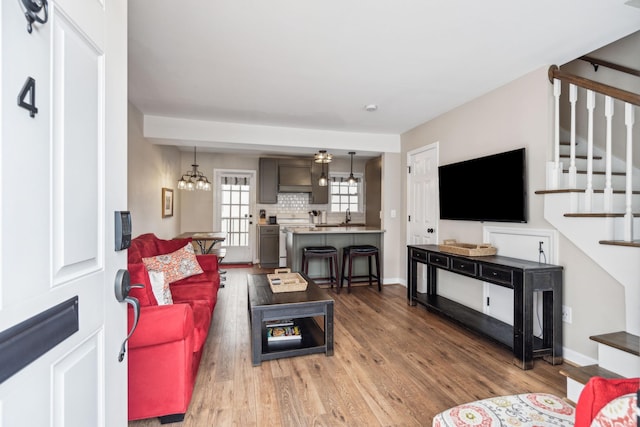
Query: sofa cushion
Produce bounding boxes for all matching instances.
[171,282,218,312]
[142,242,204,285]
[591,393,637,427]
[155,236,193,255]
[185,300,212,352]
[127,263,158,306]
[574,376,639,427]
[128,233,159,264]
[149,270,173,305]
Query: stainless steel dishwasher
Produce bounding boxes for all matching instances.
[258,225,280,268]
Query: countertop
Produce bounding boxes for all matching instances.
[284,226,385,234]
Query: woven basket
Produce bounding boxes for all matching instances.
[267,268,308,293]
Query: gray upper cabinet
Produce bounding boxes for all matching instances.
[259,156,328,205]
[310,161,329,204]
[258,158,278,204]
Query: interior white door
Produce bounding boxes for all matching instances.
[214,170,256,263]
[0,1,127,426]
[407,144,439,292]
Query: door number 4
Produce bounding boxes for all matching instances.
[17,77,38,118]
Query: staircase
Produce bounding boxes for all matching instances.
[537,65,640,395]
[560,332,640,404]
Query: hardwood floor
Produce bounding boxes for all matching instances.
[129,266,567,426]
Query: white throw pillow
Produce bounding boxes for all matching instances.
[148,270,173,305]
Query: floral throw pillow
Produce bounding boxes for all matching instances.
[142,242,204,285]
[148,270,172,305]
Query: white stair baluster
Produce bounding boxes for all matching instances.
[604,96,614,213]
[569,84,578,188]
[548,78,562,190]
[585,90,595,212]
[624,103,634,241]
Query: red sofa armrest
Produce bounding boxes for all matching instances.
[128,304,194,349]
[196,254,218,272]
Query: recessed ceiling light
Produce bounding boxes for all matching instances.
[364,104,378,112]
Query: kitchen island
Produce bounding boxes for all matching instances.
[284,226,385,285]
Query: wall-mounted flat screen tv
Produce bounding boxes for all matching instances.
[438,148,527,223]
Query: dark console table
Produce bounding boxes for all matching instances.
[407,245,563,370]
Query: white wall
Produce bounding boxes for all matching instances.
[400,67,626,361]
[127,103,182,239]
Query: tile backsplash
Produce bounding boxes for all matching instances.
[256,193,365,224]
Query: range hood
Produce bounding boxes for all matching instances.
[278,164,312,193]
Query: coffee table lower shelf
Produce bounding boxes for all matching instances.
[261,317,326,361]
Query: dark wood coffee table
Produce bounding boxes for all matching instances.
[247,273,334,366]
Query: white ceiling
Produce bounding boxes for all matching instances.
[128,1,640,156]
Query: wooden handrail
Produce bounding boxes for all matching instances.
[580,56,640,77]
[548,65,640,106]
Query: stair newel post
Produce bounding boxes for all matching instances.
[569,84,578,188]
[548,78,562,190]
[624,103,634,242]
[603,96,614,213]
[585,90,595,212]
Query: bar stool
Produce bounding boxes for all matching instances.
[301,246,339,289]
[210,247,227,288]
[340,245,381,293]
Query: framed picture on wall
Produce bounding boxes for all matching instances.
[162,188,173,218]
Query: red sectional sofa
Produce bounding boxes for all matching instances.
[126,233,221,423]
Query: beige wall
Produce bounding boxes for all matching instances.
[400,67,626,362]
[127,104,182,239]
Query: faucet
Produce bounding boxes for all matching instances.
[345,208,351,224]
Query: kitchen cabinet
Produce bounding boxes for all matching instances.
[259,225,280,268]
[310,161,329,204]
[258,158,278,204]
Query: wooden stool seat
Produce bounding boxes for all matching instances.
[301,246,339,289]
[340,245,381,293]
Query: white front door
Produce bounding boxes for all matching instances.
[407,143,439,292]
[0,1,127,426]
[214,170,256,263]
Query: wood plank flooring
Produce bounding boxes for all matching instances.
[129,266,567,426]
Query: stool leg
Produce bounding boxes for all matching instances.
[375,252,381,291]
[368,255,373,287]
[301,253,307,275]
[332,253,338,288]
[340,251,347,292]
[347,254,354,293]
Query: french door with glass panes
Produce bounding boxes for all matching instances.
[214,170,256,263]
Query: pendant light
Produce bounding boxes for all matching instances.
[315,150,332,187]
[177,147,211,191]
[347,151,359,185]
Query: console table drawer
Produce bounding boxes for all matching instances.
[411,249,427,262]
[451,259,477,275]
[480,265,513,286]
[428,253,449,268]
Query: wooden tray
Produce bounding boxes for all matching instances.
[267,268,308,293]
[438,239,497,257]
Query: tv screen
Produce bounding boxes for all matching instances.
[438,148,527,223]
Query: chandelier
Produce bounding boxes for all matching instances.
[177,147,211,191]
[314,150,332,187]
